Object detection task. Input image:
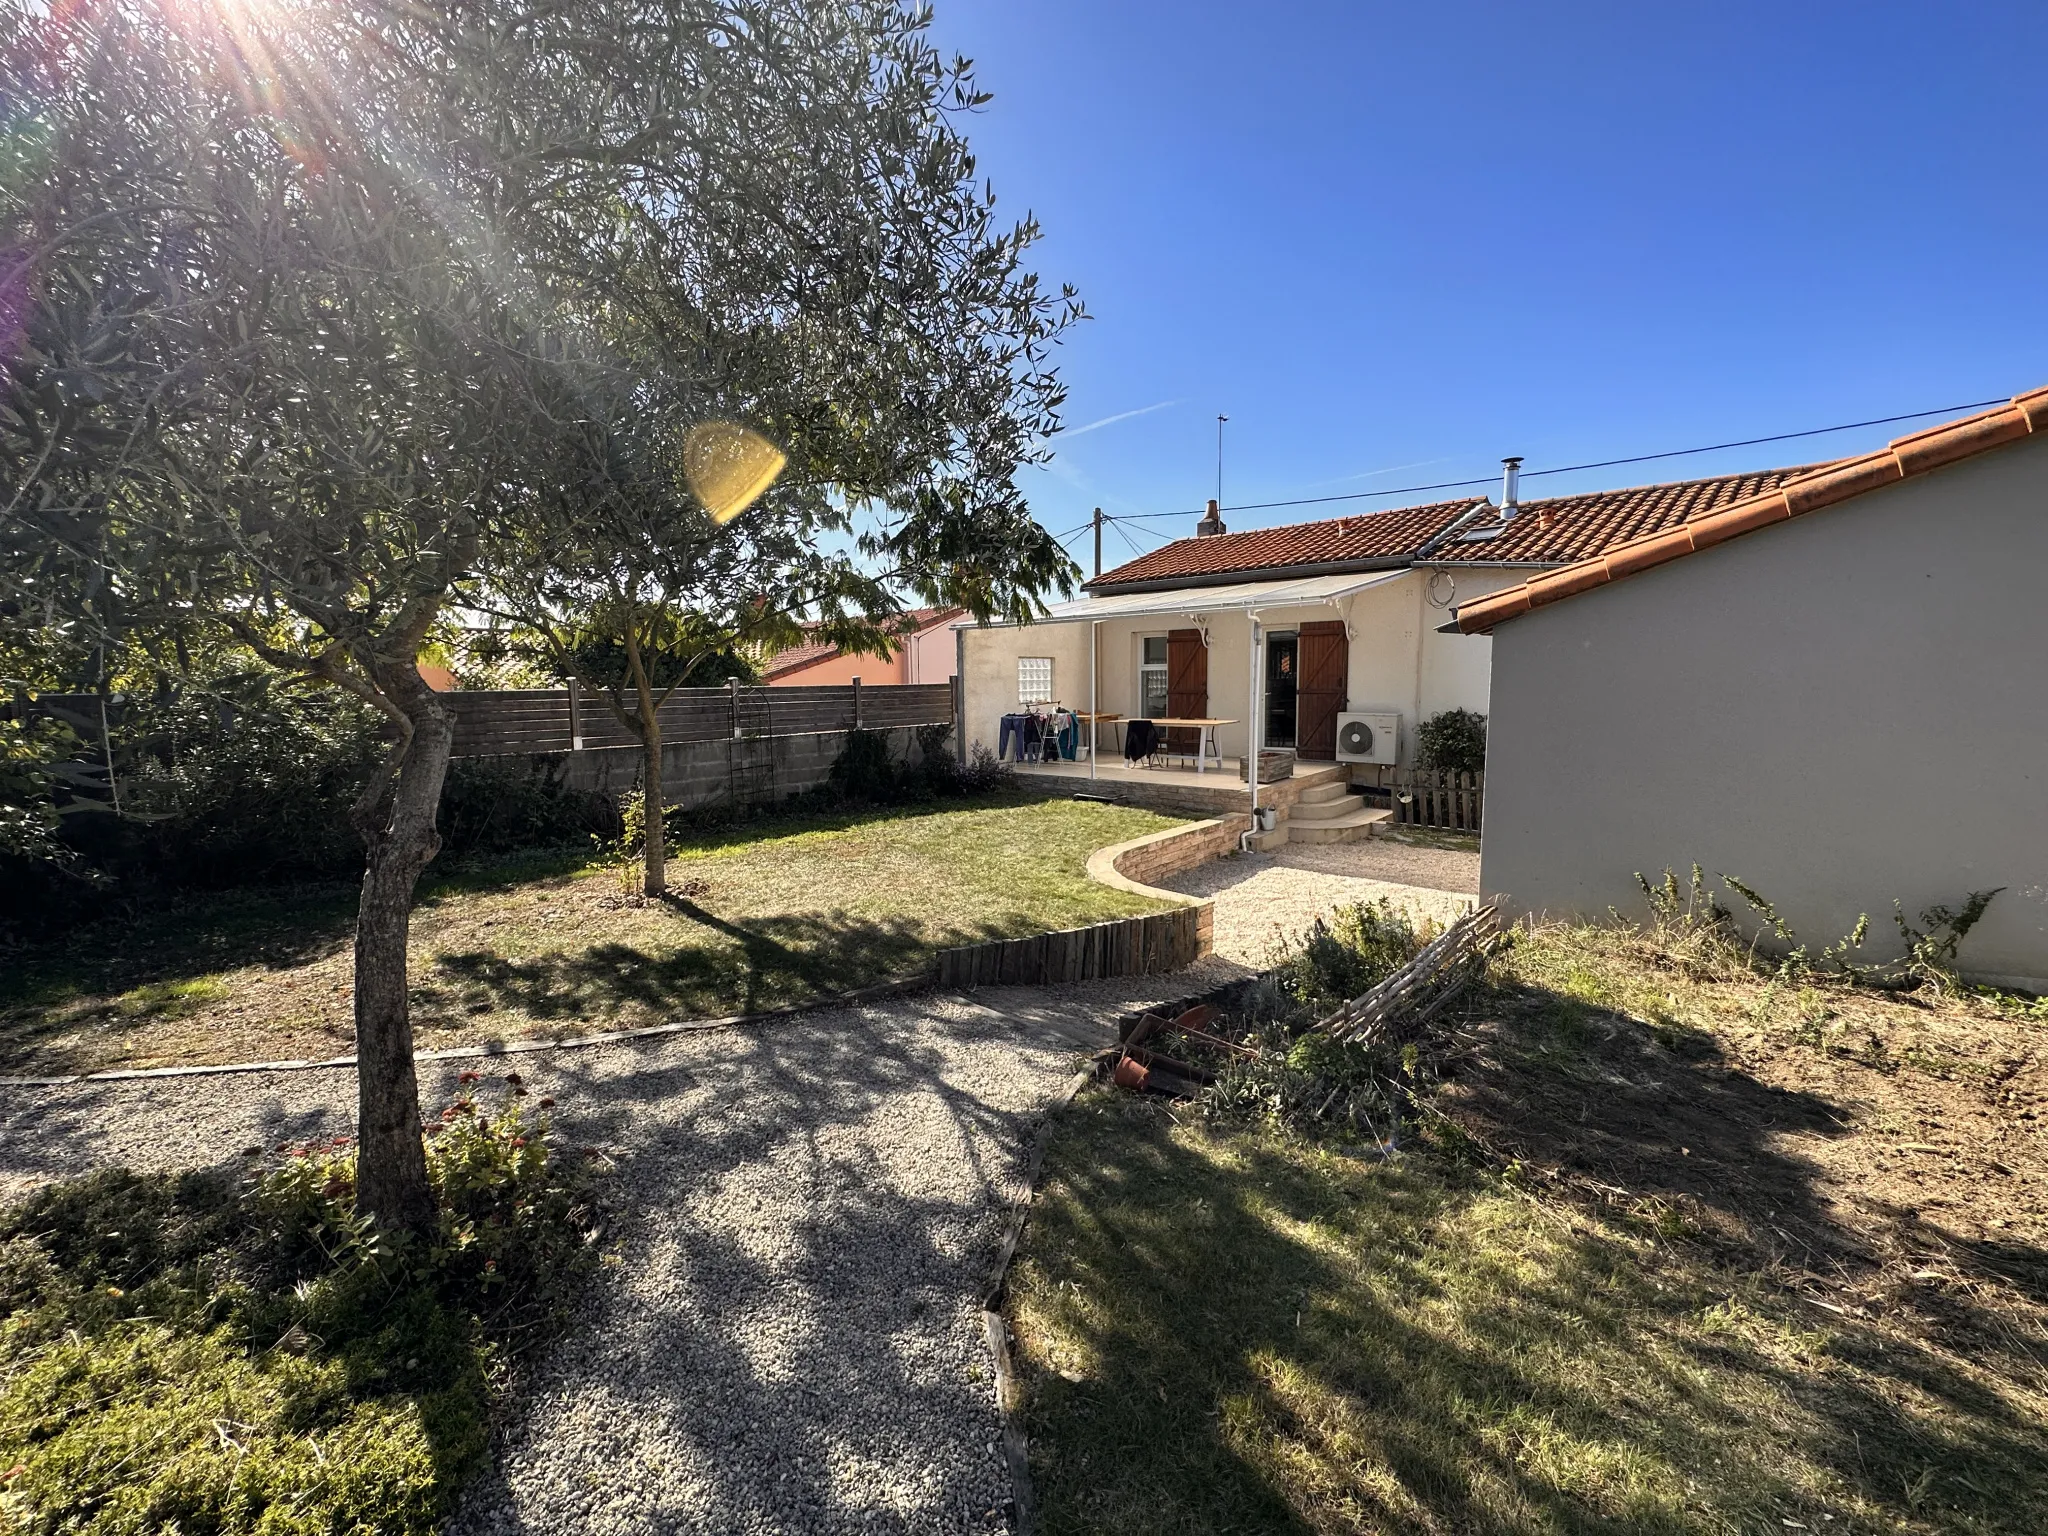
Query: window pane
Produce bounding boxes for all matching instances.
[1143,636,1168,665]
[1141,670,1168,718]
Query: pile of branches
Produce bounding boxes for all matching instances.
[1107,901,1504,1147]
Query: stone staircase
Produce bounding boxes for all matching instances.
[1283,775,1391,845]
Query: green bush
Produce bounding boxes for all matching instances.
[0,1082,599,1534]
[1273,899,1423,1014]
[1415,708,1487,776]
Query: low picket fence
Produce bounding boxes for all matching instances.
[1392,769,1484,832]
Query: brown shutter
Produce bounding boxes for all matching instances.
[1296,619,1348,760]
[1165,628,1207,752]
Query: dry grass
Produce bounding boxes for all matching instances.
[0,794,1182,1075]
[1006,921,2048,1535]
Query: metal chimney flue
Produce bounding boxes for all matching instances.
[1500,457,1523,519]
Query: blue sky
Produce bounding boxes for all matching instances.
[925,1,2048,573]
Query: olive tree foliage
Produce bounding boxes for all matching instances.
[0,0,1079,1228]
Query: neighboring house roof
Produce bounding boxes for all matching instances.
[1088,497,1487,593]
[1428,466,1819,567]
[1453,387,2048,635]
[759,606,964,680]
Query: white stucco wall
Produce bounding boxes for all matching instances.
[1417,566,1521,721]
[1479,431,2048,990]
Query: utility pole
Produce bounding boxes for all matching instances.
[1092,507,1103,579]
[1216,414,1229,508]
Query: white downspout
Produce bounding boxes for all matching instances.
[1242,609,1263,851]
[1089,619,1098,780]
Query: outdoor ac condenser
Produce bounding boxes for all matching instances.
[1334,711,1400,766]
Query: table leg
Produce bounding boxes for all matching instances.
[1196,726,1208,773]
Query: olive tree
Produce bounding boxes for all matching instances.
[1,0,1077,1228]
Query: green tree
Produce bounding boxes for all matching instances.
[2,0,1077,1227]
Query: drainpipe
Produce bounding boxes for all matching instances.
[954,624,968,764]
[1242,610,1263,851]
[1088,619,1098,781]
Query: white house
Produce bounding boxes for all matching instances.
[956,460,1812,838]
[1454,388,2048,989]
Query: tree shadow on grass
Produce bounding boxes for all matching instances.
[1010,977,2048,1534]
[427,900,1018,1027]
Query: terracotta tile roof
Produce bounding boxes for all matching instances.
[1089,497,1487,590]
[759,606,963,679]
[1428,466,1822,566]
[1454,387,2048,634]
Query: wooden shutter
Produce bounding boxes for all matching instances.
[1165,628,1207,752]
[1296,619,1348,760]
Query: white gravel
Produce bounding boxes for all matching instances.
[0,979,1193,1533]
[1162,836,1480,969]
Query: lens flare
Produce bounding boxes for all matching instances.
[683,421,785,525]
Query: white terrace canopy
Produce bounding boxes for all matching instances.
[980,569,1406,626]
[953,569,1408,813]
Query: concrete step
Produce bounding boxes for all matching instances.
[1287,806,1392,845]
[1244,826,1289,853]
[1288,793,1365,822]
[1293,778,1355,806]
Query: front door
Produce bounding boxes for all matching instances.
[1265,633,1298,748]
[1296,619,1349,759]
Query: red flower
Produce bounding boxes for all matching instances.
[458,1069,482,1086]
[537,1097,555,1109]
[504,1072,524,1087]
[511,1137,527,1149]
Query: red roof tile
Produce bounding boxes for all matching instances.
[1089,498,1487,590]
[1454,388,2048,634]
[1427,466,1819,566]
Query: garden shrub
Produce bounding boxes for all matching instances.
[0,1081,599,1533]
[1415,708,1487,776]
[438,757,617,855]
[1273,898,1424,1014]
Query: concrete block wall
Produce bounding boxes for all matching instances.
[461,726,925,814]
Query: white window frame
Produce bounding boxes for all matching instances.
[1138,634,1169,720]
[1018,656,1054,705]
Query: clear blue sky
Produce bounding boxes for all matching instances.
[926,0,2048,572]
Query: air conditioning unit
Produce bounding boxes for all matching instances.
[1335,711,1400,766]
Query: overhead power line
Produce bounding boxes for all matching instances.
[1107,396,2010,523]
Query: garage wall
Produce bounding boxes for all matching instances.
[1480,432,2048,989]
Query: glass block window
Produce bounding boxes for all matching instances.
[1018,656,1053,704]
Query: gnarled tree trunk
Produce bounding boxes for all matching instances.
[625,627,667,898]
[351,664,455,1233]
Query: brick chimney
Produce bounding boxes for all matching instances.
[1195,498,1227,537]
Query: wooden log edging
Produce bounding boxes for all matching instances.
[936,815,1247,990]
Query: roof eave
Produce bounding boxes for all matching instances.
[1086,553,1417,596]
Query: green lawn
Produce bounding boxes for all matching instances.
[1006,926,2048,1535]
[0,794,1184,1075]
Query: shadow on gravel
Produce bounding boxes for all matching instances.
[447,992,1085,1533]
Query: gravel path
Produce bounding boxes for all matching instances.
[0,977,1198,1533]
[1162,835,1480,968]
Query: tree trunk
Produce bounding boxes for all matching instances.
[352,671,455,1234]
[641,706,666,897]
[626,628,667,897]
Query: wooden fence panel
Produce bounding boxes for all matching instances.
[1392,769,1484,832]
[443,681,953,758]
